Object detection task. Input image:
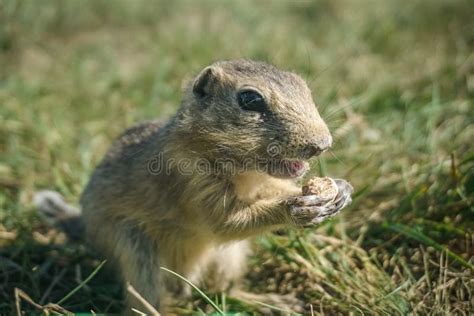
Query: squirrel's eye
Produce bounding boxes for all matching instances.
[237,90,266,113]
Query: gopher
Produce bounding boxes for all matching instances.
[35,59,353,314]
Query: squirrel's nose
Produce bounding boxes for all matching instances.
[306,145,324,157]
[305,136,332,158]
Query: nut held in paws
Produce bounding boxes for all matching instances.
[302,177,339,201]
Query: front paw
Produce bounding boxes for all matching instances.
[286,179,353,227]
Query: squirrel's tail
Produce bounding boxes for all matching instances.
[34,190,85,242]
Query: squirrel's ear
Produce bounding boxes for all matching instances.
[192,66,221,98]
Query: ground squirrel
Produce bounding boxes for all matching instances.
[35,59,353,314]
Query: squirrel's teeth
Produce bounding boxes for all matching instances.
[284,160,309,178]
[264,159,309,179]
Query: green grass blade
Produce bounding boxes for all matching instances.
[57,260,107,305]
[387,223,473,270]
[160,267,224,315]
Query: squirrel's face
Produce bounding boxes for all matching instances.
[180,60,332,179]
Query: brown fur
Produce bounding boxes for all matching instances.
[79,59,352,313]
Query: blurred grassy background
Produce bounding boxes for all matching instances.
[0,0,473,314]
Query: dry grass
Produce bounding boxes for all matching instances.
[0,0,473,314]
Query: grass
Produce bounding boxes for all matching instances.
[0,0,473,314]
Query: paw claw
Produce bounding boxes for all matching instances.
[286,179,353,227]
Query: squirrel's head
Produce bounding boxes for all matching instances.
[176,59,332,179]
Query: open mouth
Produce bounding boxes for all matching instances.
[265,159,309,179]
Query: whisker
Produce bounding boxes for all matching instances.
[323,95,369,121]
[326,118,348,127]
[327,149,347,167]
[306,51,354,88]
